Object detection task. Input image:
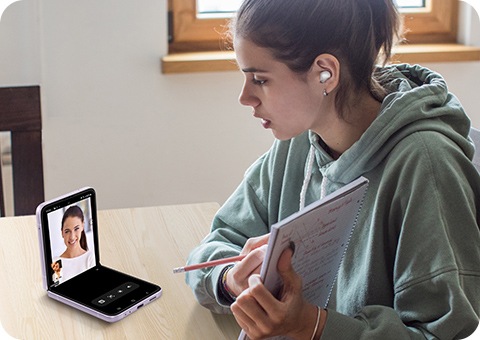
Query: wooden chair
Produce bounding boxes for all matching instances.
[0,86,44,216]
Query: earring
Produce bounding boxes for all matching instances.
[323,89,328,96]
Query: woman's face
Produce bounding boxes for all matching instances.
[62,216,84,250]
[234,37,328,140]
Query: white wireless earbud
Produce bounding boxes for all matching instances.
[320,71,331,83]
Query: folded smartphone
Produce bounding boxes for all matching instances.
[36,187,162,322]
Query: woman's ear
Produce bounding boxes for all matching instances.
[313,54,340,96]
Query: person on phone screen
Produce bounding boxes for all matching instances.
[51,259,62,285]
[53,205,95,284]
[185,0,480,339]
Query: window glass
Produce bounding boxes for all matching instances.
[395,0,425,7]
[197,0,242,17]
[196,0,426,17]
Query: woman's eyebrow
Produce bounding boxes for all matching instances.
[241,67,268,73]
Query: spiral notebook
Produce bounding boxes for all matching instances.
[238,176,369,340]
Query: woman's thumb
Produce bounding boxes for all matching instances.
[277,243,295,277]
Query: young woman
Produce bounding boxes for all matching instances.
[54,205,95,283]
[60,205,89,258]
[186,0,480,339]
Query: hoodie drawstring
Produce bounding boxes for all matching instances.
[300,145,315,210]
[300,144,329,210]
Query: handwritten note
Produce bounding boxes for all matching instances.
[238,177,368,340]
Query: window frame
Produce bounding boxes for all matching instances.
[169,0,231,53]
[402,0,458,43]
[169,0,458,51]
[163,0,480,73]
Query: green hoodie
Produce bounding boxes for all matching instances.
[186,64,480,339]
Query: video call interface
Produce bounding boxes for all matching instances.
[45,195,97,287]
[42,191,158,315]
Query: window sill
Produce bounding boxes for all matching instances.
[161,44,480,74]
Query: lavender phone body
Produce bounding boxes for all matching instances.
[36,187,161,322]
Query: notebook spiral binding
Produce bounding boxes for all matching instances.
[323,180,369,308]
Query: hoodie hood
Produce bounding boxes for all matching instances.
[306,64,473,198]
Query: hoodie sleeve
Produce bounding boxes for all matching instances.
[185,154,271,314]
[321,130,480,339]
[184,135,310,314]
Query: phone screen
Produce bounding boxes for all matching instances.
[42,191,98,287]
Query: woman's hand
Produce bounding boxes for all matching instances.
[240,233,270,256]
[230,247,324,340]
[225,233,270,297]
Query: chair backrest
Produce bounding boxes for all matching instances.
[0,86,44,216]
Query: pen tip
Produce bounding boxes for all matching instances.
[172,267,185,274]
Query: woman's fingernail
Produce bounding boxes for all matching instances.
[248,275,261,287]
[289,241,296,255]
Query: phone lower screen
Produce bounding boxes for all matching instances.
[50,265,160,316]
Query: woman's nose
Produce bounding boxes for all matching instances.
[238,82,259,108]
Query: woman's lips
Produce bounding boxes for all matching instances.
[253,111,271,129]
[261,118,271,129]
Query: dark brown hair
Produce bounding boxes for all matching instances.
[61,205,88,251]
[231,0,402,117]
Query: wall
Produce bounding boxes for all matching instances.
[0,0,479,210]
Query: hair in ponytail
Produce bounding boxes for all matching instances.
[231,0,402,117]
